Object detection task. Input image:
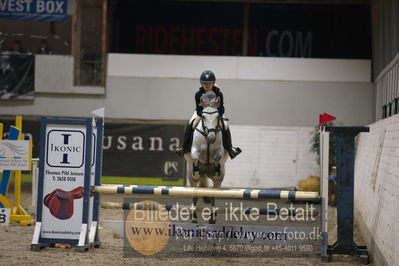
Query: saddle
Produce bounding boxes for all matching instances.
[44,187,86,220]
[192,116,226,130]
[192,116,201,129]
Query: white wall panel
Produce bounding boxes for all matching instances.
[108,53,371,82]
[35,55,73,93]
[355,114,399,266]
[35,55,104,94]
[237,57,371,82]
[223,125,318,188]
[1,53,374,127]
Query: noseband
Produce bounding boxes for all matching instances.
[195,110,222,138]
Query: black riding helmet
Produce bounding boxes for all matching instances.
[200,70,216,83]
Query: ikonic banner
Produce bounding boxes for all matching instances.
[32,117,101,248]
[0,0,67,22]
[38,120,92,244]
[0,54,34,100]
[41,124,87,241]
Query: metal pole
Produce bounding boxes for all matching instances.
[14,116,22,208]
[31,158,39,218]
[320,126,329,261]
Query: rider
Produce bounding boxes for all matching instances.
[175,70,242,159]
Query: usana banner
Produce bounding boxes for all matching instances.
[0,0,67,22]
[101,122,185,181]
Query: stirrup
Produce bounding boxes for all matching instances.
[227,147,242,159]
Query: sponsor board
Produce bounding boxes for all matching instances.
[32,117,102,248]
[0,140,32,170]
[0,208,10,226]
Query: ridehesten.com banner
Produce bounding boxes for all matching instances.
[0,0,67,22]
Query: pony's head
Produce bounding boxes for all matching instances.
[199,91,220,109]
[201,106,222,144]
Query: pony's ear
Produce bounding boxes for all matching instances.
[199,94,207,106]
[209,96,220,108]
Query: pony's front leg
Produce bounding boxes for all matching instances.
[209,180,222,224]
[208,196,216,224]
[214,148,223,163]
[191,196,199,223]
[191,146,201,180]
[213,149,223,178]
[188,177,199,223]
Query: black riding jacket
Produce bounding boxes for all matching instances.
[195,86,225,116]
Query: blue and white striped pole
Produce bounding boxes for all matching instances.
[95,185,319,201]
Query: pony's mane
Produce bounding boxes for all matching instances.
[199,91,220,109]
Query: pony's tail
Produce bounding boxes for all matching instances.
[200,178,211,204]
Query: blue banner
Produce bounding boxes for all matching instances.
[0,0,67,22]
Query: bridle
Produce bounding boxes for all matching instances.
[195,110,222,138]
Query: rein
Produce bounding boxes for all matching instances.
[195,110,222,138]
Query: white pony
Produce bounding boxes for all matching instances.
[184,92,229,223]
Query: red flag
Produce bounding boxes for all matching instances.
[319,113,336,125]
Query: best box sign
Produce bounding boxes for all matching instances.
[0,0,67,22]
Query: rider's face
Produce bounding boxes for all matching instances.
[201,82,214,91]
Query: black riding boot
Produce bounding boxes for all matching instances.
[223,128,242,159]
[175,123,193,156]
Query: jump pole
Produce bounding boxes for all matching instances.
[95,185,319,201]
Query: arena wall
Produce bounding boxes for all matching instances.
[224,125,318,188]
[355,114,399,266]
[0,53,373,188]
[0,54,373,127]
